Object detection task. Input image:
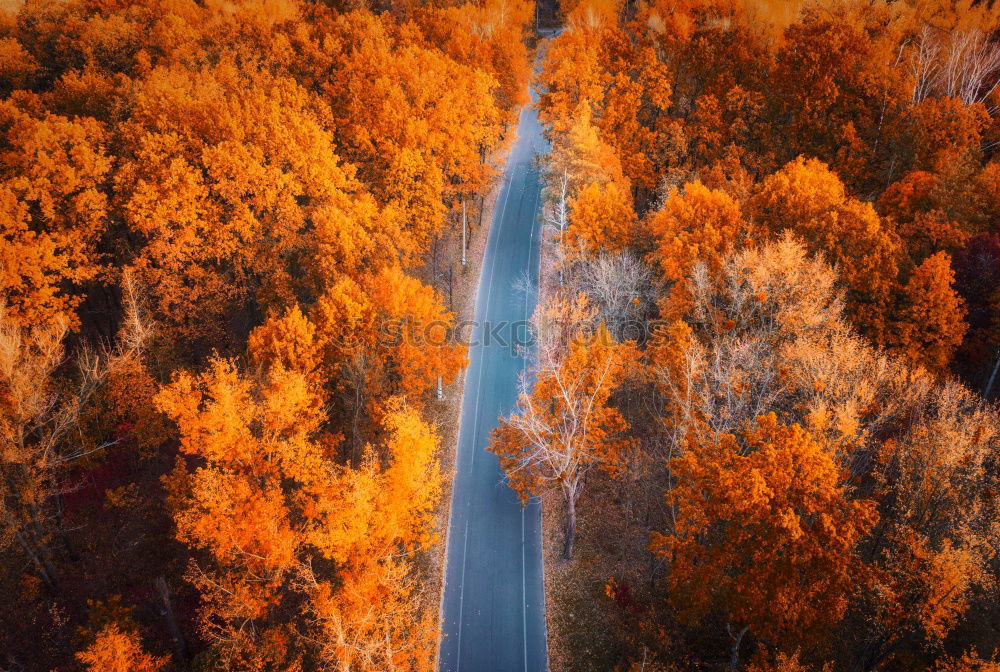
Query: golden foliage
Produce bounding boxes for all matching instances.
[647,181,752,320]
[567,181,638,254]
[0,99,109,328]
[158,359,443,669]
[75,623,169,672]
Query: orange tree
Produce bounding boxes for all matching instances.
[652,414,877,658]
[885,251,967,372]
[116,63,386,355]
[0,98,109,329]
[157,358,442,670]
[646,180,753,320]
[75,624,169,672]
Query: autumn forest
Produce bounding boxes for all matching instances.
[1,0,1000,670]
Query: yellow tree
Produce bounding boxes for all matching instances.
[566,181,638,255]
[490,295,636,559]
[311,265,467,449]
[414,0,534,118]
[303,399,441,671]
[248,304,324,385]
[599,38,674,197]
[537,7,610,138]
[117,63,384,353]
[853,381,1000,671]
[548,101,631,199]
[646,237,1000,669]
[0,37,38,94]
[158,359,315,659]
[316,11,503,255]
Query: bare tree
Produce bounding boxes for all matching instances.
[909,26,941,103]
[911,27,1000,109]
[543,168,570,285]
[0,274,151,590]
[574,251,657,341]
[492,296,633,559]
[649,236,847,524]
[939,29,1000,108]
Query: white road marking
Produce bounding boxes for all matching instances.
[522,507,528,671]
[456,518,470,666]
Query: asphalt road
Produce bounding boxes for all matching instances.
[438,87,548,671]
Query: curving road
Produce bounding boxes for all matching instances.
[438,71,549,672]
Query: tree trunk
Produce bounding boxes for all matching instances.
[855,631,916,672]
[562,492,576,560]
[727,624,748,672]
[983,348,1000,399]
[350,381,364,466]
[15,530,57,591]
[156,576,187,666]
[51,477,78,562]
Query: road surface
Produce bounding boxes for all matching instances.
[438,80,548,671]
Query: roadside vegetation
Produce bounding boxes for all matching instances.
[0,0,533,669]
